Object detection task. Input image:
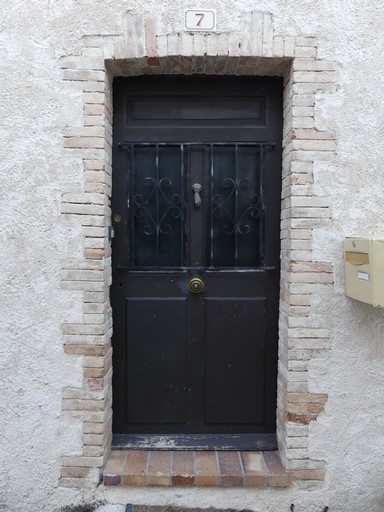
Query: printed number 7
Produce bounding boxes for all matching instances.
[195,13,204,27]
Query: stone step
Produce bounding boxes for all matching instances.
[103,450,291,488]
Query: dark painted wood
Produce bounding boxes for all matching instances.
[126,297,188,424]
[204,298,266,425]
[112,433,277,451]
[131,98,264,121]
[111,76,282,447]
[113,75,279,142]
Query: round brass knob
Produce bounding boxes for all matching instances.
[188,276,204,293]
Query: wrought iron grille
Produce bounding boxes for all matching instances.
[118,142,274,269]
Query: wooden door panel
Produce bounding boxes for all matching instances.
[131,97,265,122]
[126,297,188,424]
[204,298,266,425]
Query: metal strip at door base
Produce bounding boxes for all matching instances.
[113,433,277,451]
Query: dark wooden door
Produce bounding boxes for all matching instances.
[111,76,282,449]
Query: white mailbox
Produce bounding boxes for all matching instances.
[344,237,384,307]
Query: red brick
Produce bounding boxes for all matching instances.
[64,344,108,356]
[263,451,291,487]
[172,451,195,486]
[84,248,111,259]
[147,57,161,67]
[147,451,171,486]
[287,392,328,403]
[289,469,325,480]
[87,377,104,390]
[122,450,148,486]
[217,452,243,486]
[241,452,267,487]
[284,411,317,424]
[195,451,219,486]
[61,467,94,478]
[103,450,127,485]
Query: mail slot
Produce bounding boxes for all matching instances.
[344,237,384,307]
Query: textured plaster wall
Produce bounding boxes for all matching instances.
[0,1,384,511]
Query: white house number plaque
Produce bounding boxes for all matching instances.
[184,9,216,31]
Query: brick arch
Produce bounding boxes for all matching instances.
[59,12,336,488]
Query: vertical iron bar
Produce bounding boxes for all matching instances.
[155,144,159,267]
[259,144,265,267]
[210,144,214,267]
[130,144,135,266]
[180,144,185,267]
[234,144,239,266]
[120,141,274,269]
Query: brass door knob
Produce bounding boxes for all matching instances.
[188,276,204,293]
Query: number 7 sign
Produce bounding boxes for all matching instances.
[185,9,216,31]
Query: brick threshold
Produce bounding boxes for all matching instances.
[103,450,291,488]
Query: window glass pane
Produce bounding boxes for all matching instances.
[208,145,263,268]
[130,145,185,268]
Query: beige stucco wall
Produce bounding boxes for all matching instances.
[1,1,384,511]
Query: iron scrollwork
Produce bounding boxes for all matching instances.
[133,177,182,236]
[212,177,261,235]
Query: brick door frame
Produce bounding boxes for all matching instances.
[59,11,336,488]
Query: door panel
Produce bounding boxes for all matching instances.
[204,297,266,425]
[131,97,265,122]
[126,297,188,424]
[112,76,282,447]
